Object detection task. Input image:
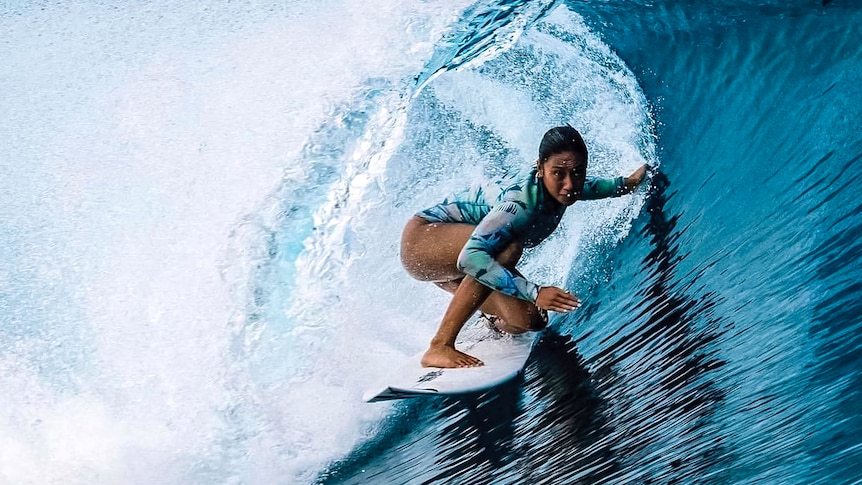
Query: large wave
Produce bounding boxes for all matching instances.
[26,0,862,483]
[0,1,654,482]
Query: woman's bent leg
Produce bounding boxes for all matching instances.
[435,283,548,333]
[402,216,486,367]
[422,275,492,368]
[400,216,546,367]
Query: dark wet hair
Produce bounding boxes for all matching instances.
[538,125,588,162]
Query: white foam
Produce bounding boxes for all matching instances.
[0,0,470,482]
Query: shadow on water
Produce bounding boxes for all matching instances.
[511,331,617,484]
[426,331,614,485]
[424,377,523,476]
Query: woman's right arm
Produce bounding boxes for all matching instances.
[456,201,540,302]
[458,213,581,312]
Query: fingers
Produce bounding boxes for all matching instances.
[546,294,580,312]
[537,287,582,313]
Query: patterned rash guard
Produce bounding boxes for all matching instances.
[416,169,626,303]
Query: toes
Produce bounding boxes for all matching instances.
[458,356,483,367]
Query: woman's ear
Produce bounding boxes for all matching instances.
[535,159,543,177]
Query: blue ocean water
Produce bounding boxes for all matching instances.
[1,0,860,483]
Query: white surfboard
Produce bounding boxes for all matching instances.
[363,324,541,402]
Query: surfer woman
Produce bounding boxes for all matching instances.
[401,125,648,368]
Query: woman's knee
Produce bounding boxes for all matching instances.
[498,306,548,333]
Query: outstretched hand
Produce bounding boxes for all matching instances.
[536,286,581,313]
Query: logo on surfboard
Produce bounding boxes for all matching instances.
[417,369,444,383]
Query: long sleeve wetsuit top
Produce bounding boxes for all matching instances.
[416,169,625,303]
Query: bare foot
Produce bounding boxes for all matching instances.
[421,344,484,368]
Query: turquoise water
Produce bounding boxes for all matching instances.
[1,1,860,483]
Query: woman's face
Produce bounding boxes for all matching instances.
[538,151,587,206]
